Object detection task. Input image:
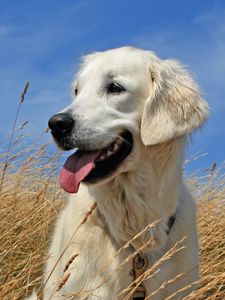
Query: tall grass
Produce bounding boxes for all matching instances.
[0,85,224,299]
[0,135,64,299]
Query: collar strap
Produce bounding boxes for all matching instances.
[128,214,176,299]
[166,213,176,235]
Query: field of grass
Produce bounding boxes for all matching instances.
[0,85,224,299]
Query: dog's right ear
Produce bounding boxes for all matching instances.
[141,58,208,146]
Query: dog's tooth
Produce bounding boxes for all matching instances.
[106,150,113,157]
[113,143,119,152]
[97,154,105,161]
[117,139,123,146]
[97,139,124,162]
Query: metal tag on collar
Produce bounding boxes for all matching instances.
[129,253,148,300]
[132,286,146,300]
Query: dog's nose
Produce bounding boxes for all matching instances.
[48,113,75,135]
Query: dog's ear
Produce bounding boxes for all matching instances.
[141,59,208,145]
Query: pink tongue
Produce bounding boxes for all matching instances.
[59,150,100,193]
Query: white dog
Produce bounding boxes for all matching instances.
[27,47,208,300]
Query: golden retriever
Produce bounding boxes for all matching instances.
[27,47,208,300]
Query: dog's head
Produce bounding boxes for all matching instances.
[48,47,208,193]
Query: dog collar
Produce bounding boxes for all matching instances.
[166,213,176,235]
[128,213,176,300]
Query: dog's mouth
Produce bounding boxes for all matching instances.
[59,131,133,193]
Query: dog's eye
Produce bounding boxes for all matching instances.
[107,82,125,94]
[74,88,78,96]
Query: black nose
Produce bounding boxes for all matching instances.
[48,113,75,135]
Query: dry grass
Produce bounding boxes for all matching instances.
[0,140,65,300]
[186,166,225,299]
[0,86,224,299]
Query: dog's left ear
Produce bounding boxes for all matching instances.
[141,59,208,145]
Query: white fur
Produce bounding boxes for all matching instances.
[26,47,208,300]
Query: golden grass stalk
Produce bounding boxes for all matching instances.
[0,81,29,193]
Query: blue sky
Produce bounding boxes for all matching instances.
[0,0,225,174]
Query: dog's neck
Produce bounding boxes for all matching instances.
[89,137,185,252]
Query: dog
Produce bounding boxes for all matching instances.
[27,47,208,300]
